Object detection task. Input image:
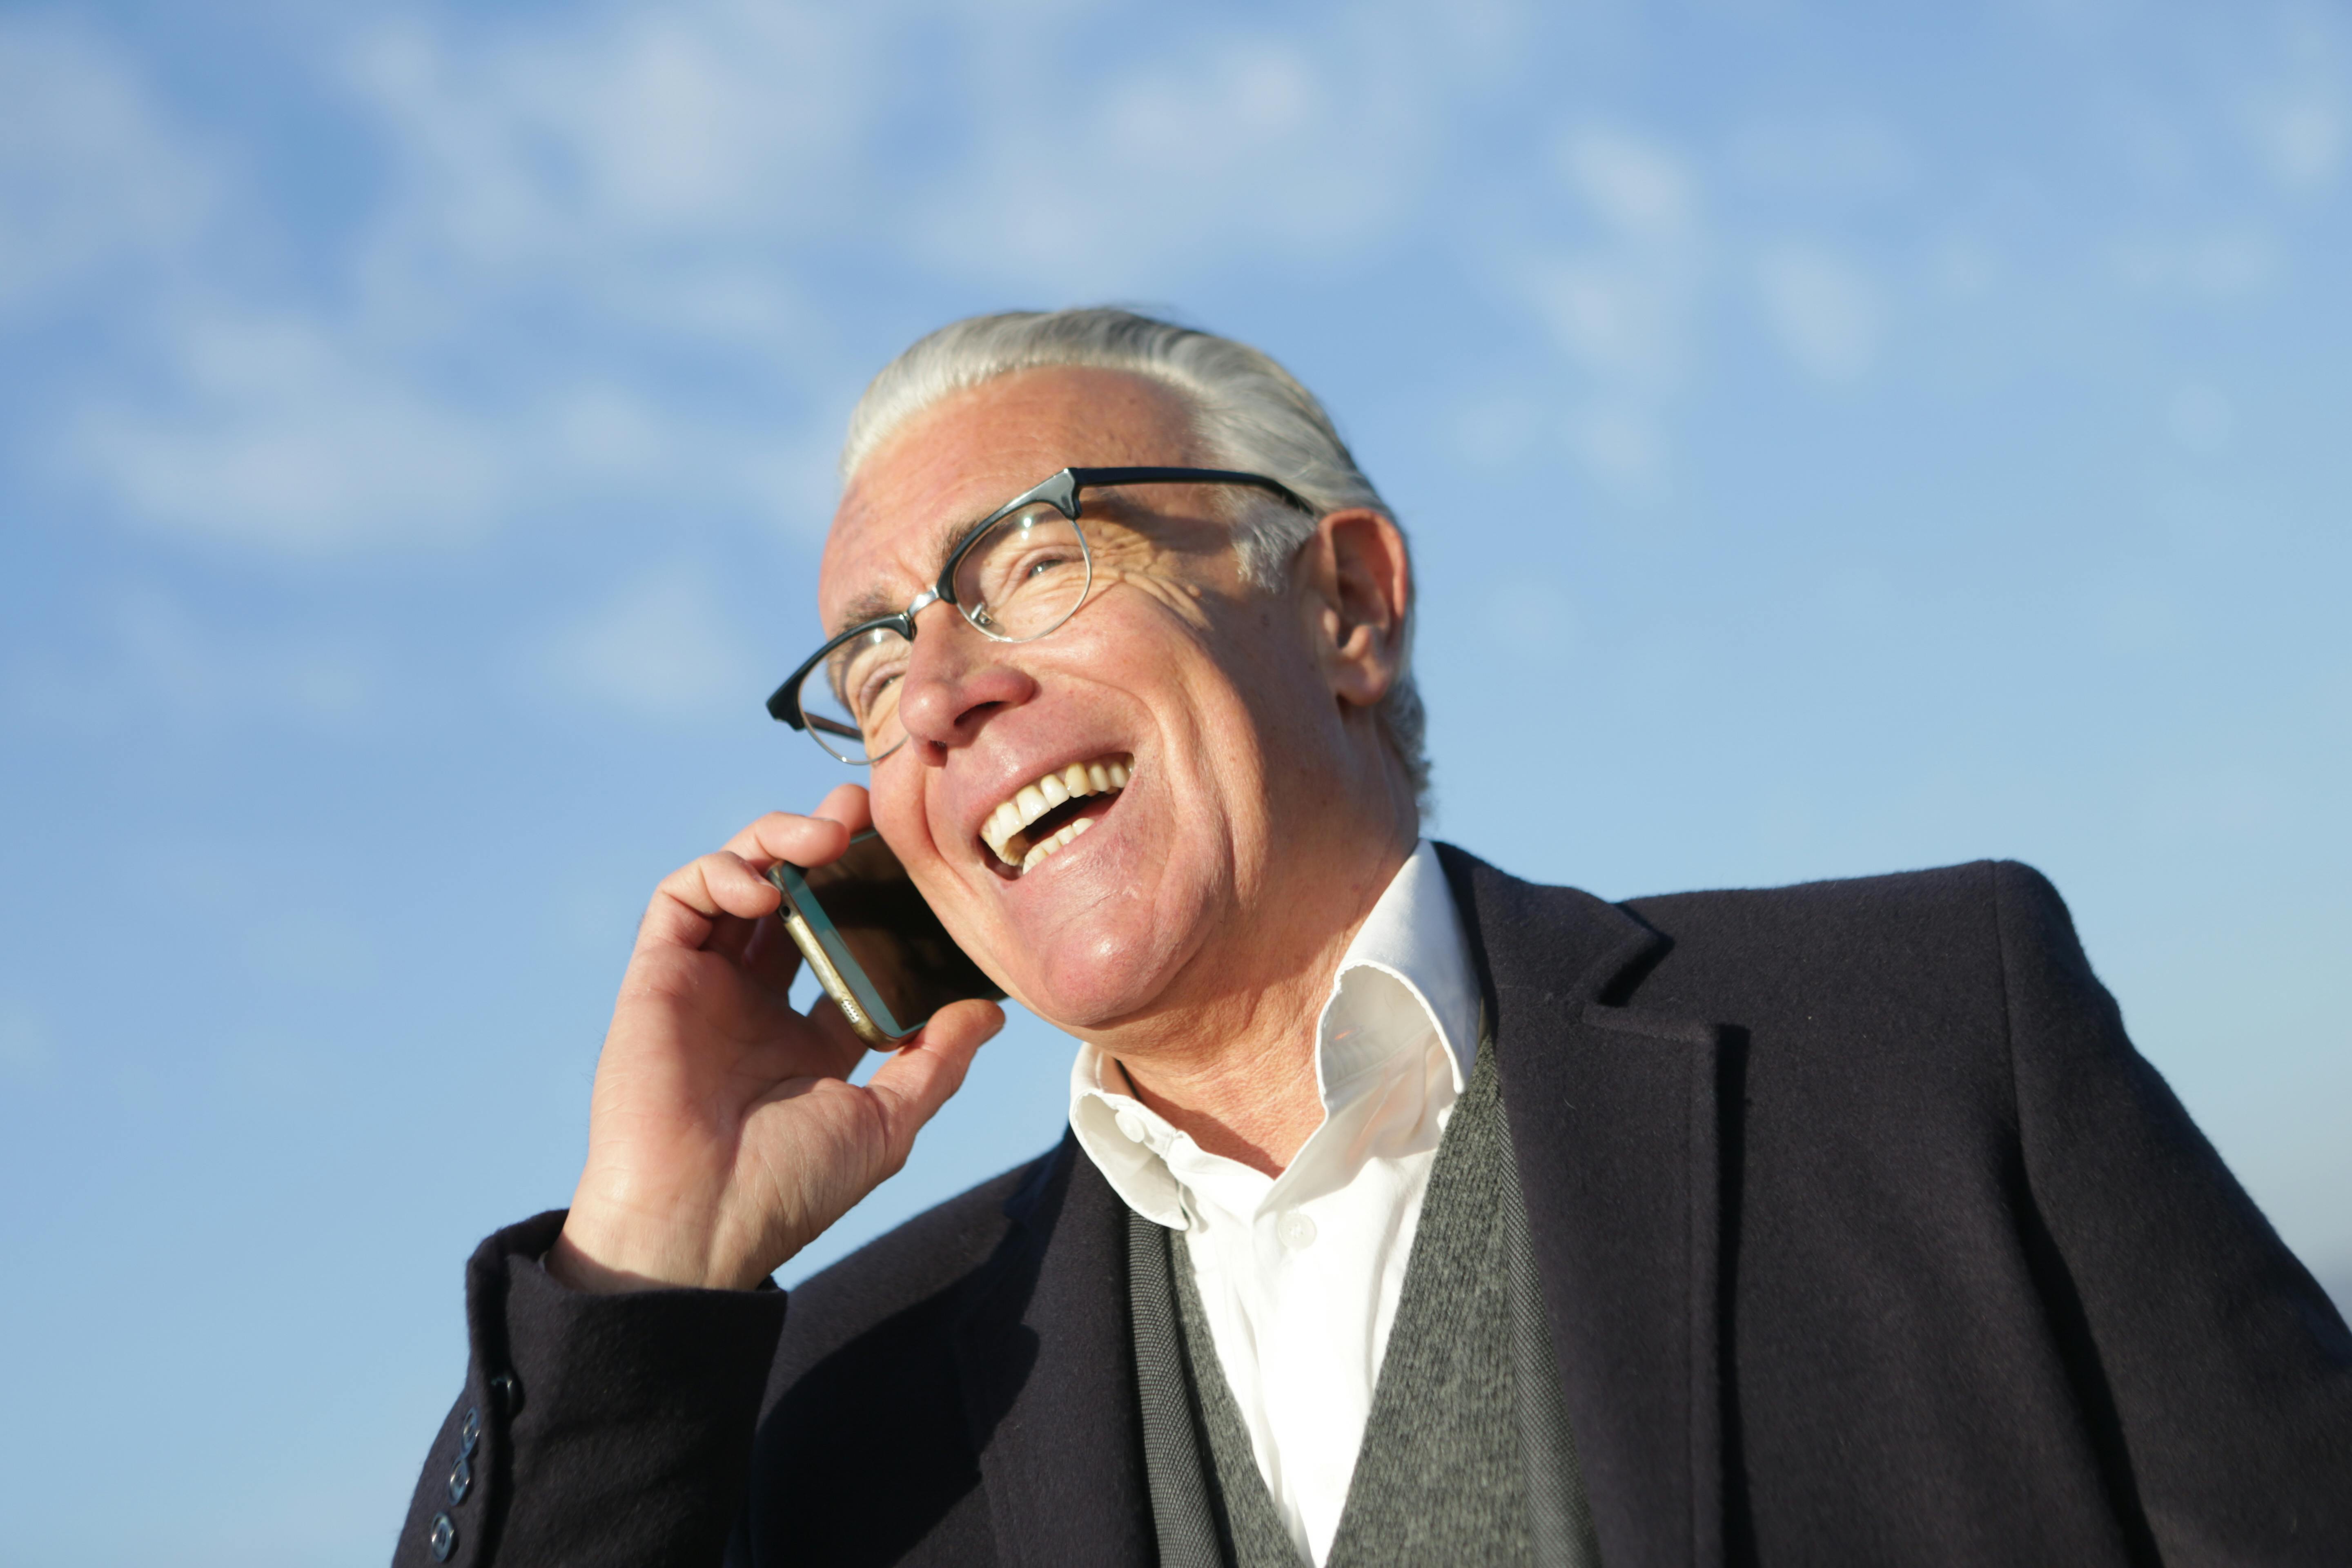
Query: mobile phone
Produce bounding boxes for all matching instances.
[765,831,1006,1049]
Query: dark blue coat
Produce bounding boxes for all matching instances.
[395,851,2352,1567]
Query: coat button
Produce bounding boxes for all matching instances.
[428,1512,457,1561]
[458,1407,480,1456]
[489,1371,523,1415]
[447,1454,472,1505]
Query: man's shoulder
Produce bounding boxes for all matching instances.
[1593,860,2085,1074]
[772,1137,1070,1383]
[1448,845,2069,977]
[1621,857,2058,938]
[1444,846,2082,1037]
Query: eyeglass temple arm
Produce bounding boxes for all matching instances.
[1063,467,1316,516]
[766,675,868,739]
[765,680,802,726]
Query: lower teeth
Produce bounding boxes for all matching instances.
[1020,814,1094,873]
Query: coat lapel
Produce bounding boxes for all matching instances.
[953,1133,1156,1568]
[1437,842,1729,1568]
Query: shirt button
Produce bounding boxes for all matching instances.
[458,1406,480,1456]
[447,1454,473,1505]
[1114,1109,1147,1143]
[428,1513,457,1561]
[1276,1211,1317,1250]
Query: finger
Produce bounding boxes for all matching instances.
[797,992,875,1082]
[810,782,872,835]
[638,850,784,953]
[738,908,807,996]
[722,811,853,871]
[860,999,1004,1165]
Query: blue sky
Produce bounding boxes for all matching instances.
[2,1,2348,1561]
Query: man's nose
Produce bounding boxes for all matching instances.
[896,601,1039,754]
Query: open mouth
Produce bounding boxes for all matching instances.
[979,755,1131,876]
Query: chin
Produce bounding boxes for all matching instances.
[990,891,1205,1030]
[1002,929,1174,1029]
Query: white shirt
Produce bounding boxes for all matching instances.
[1068,840,1482,1566]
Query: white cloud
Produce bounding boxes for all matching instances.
[30,0,1494,555]
[25,3,882,555]
[342,0,1478,303]
[1520,255,1691,388]
[69,311,514,552]
[0,16,216,313]
[1755,242,1882,383]
[2241,2,2348,193]
[59,296,826,552]
[536,565,760,721]
[346,4,883,269]
[909,30,1439,292]
[2244,91,2345,191]
[1508,126,1702,494]
[1555,125,1696,241]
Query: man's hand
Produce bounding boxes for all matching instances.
[547,784,1004,1294]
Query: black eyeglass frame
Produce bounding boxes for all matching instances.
[768,465,1314,760]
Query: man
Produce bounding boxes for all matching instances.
[395,310,2352,1568]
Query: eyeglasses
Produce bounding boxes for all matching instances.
[770,466,1311,764]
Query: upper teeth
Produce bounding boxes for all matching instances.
[981,757,1130,870]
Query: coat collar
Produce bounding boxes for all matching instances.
[953,1131,1155,1568]
[951,845,1730,1568]
[1437,841,1729,1568]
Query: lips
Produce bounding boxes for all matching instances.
[978,755,1131,875]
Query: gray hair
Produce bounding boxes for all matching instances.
[840,307,1429,808]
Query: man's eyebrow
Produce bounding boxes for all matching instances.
[828,510,992,635]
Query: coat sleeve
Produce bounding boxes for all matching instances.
[1995,861,2352,1564]
[390,1211,791,1568]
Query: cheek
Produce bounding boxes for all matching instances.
[868,768,943,877]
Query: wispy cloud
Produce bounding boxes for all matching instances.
[532,563,761,721]
[67,310,516,552]
[1501,123,1704,499]
[20,0,1515,555]
[2240,4,2348,193]
[2,584,379,737]
[0,16,215,315]
[1755,242,1884,383]
[6,0,2348,560]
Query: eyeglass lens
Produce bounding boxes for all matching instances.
[794,501,1092,762]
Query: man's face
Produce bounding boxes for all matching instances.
[816,367,1393,1034]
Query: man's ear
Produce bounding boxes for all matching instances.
[1297,508,1411,710]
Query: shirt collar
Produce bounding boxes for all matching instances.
[1067,839,1483,1229]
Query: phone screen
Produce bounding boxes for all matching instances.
[771,832,1004,1043]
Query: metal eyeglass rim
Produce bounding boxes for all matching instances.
[765,465,1314,764]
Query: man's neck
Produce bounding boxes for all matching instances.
[1102,833,1416,1176]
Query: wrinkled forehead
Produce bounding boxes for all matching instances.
[815,367,1203,632]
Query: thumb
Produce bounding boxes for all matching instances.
[860,999,1004,1165]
